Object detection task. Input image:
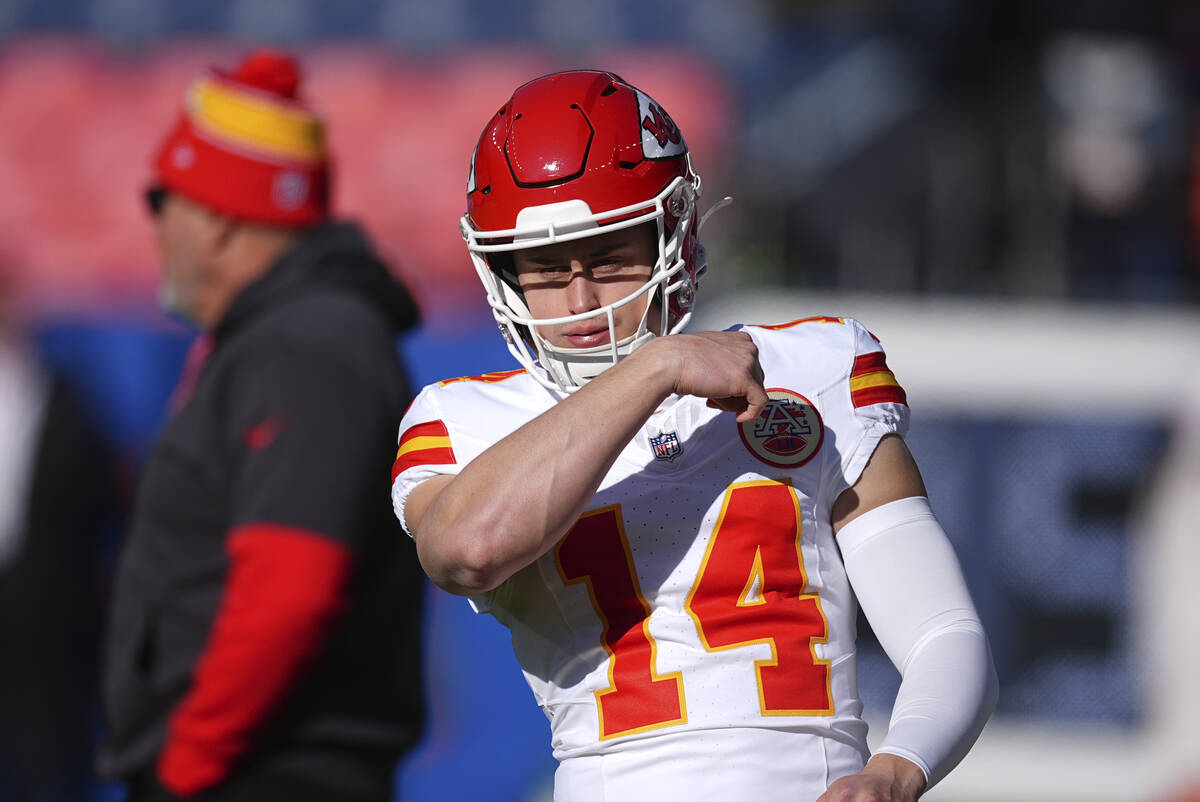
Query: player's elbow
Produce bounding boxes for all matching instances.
[415,529,509,596]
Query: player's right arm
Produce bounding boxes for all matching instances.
[403,330,767,596]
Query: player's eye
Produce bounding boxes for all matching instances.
[590,256,628,275]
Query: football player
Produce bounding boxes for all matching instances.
[392,70,997,802]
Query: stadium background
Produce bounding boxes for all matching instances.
[1,1,1198,800]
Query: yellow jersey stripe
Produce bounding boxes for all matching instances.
[849,370,900,393]
[395,435,452,460]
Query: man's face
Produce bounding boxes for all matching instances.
[153,191,222,324]
[513,223,661,350]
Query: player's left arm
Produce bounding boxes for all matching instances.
[822,435,999,802]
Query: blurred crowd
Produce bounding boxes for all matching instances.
[2,0,1199,313]
[708,0,1199,304]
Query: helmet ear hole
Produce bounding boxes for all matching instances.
[667,182,695,219]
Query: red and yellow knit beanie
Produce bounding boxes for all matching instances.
[151,50,328,227]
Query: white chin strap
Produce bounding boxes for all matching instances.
[539,330,658,386]
[534,313,658,389]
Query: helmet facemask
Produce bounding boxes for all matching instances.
[463,168,702,393]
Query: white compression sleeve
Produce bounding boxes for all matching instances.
[837,496,999,787]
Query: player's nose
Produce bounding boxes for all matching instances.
[565,268,601,314]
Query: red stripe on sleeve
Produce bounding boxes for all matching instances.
[852,385,908,408]
[157,524,352,797]
[398,419,449,446]
[392,446,457,480]
[851,351,889,377]
[438,368,527,386]
[752,316,844,330]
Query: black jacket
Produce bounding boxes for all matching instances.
[98,222,424,795]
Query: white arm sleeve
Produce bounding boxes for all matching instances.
[838,496,999,787]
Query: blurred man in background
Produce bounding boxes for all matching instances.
[97,51,425,802]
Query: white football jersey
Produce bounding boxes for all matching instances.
[392,317,910,802]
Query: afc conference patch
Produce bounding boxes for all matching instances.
[649,431,683,462]
[738,388,824,468]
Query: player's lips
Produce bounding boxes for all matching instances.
[562,326,611,347]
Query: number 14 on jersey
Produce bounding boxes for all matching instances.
[555,479,833,740]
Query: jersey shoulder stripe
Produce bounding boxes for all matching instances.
[750,316,845,331]
[393,419,455,479]
[849,351,906,408]
[437,368,527,387]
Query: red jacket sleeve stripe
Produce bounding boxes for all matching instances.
[157,524,352,797]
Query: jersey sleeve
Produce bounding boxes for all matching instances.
[391,384,463,538]
[823,318,911,500]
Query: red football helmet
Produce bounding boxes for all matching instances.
[461,69,714,391]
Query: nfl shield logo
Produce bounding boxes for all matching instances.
[650,431,682,461]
